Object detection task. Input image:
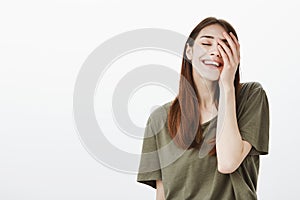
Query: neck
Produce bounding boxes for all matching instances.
[193,74,219,111]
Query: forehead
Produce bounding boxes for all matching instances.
[196,24,226,40]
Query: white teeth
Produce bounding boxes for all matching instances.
[203,60,220,67]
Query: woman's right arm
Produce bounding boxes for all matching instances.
[156,180,165,200]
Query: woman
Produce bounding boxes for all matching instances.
[137,17,269,200]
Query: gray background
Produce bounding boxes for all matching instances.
[1,0,299,199]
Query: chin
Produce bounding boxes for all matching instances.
[200,72,220,82]
[205,76,220,82]
[192,66,221,82]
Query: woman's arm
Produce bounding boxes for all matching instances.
[216,32,252,174]
[216,85,252,174]
[156,180,165,200]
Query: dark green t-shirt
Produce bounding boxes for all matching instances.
[137,82,270,200]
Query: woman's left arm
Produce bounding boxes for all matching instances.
[215,32,252,174]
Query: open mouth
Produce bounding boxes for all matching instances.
[202,60,223,69]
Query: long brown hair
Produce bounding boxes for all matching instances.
[167,17,241,156]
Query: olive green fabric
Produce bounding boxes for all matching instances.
[137,82,269,200]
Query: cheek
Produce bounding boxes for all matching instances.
[193,43,206,58]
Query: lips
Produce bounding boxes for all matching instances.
[202,59,223,68]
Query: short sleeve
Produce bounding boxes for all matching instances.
[137,117,162,189]
[238,83,270,155]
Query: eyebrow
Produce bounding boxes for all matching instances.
[200,35,228,43]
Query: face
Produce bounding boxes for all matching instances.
[186,24,228,82]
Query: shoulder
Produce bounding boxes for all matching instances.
[240,81,267,100]
[241,81,264,92]
[147,101,172,129]
[239,82,268,108]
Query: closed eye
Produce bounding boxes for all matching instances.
[201,43,211,46]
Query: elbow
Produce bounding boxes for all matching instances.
[217,162,238,174]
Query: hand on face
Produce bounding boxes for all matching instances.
[217,32,240,88]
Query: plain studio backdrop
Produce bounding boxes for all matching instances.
[0,0,299,199]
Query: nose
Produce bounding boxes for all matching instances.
[210,44,222,58]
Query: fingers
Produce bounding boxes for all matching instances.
[229,32,240,62]
[217,39,232,65]
[218,32,240,65]
[217,44,229,65]
[229,32,240,51]
[223,32,237,64]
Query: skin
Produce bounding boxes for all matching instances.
[156,24,252,199]
[156,180,165,200]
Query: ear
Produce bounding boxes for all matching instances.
[185,43,193,61]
